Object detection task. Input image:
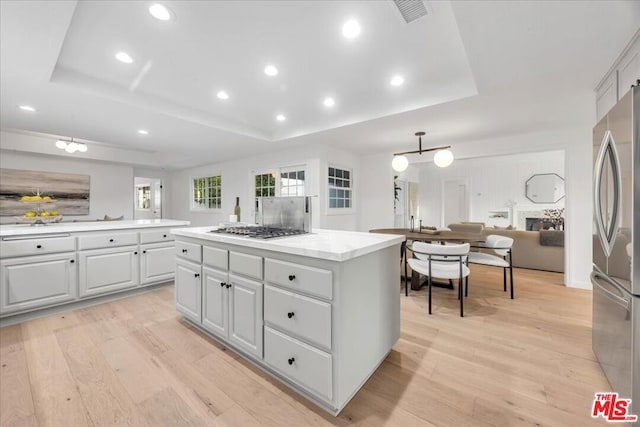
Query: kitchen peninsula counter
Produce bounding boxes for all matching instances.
[171,227,404,415]
[0,219,190,324]
[0,219,190,237]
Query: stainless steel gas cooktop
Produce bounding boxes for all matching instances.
[209,226,308,239]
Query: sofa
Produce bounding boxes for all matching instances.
[448,223,565,273]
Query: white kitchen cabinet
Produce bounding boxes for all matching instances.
[175,257,202,323]
[0,252,77,315]
[202,266,228,338]
[0,221,188,320]
[596,31,640,121]
[140,242,175,285]
[200,246,264,358]
[617,35,640,99]
[78,246,139,297]
[228,273,263,357]
[172,229,402,416]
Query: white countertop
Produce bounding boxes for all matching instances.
[0,219,190,237]
[171,227,405,262]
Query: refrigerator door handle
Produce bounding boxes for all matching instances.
[592,271,631,312]
[593,130,623,257]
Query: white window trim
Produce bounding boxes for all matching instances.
[326,164,355,215]
[190,174,223,212]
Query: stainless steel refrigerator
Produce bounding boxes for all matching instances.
[592,81,639,424]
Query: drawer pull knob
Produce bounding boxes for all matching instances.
[220,282,227,287]
[288,274,296,281]
[287,312,295,319]
[226,283,232,289]
[288,357,295,366]
[163,234,167,238]
[134,251,138,255]
[70,259,75,263]
[194,273,200,278]
[36,244,42,249]
[143,250,147,254]
[109,239,114,242]
[182,249,188,253]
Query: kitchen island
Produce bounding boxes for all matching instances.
[171,226,404,415]
[0,219,189,324]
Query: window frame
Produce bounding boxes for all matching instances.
[190,174,223,212]
[327,165,354,215]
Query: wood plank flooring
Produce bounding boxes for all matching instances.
[0,266,610,426]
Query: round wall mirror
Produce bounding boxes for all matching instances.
[525,173,565,203]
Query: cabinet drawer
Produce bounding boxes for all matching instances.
[203,246,228,270]
[264,327,332,401]
[265,259,332,300]
[1,236,76,258]
[264,285,331,349]
[229,252,262,280]
[175,241,201,263]
[78,232,138,250]
[140,229,175,244]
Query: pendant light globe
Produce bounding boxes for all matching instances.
[434,149,454,168]
[392,155,409,172]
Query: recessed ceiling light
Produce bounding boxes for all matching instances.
[390,75,405,86]
[216,91,229,100]
[276,114,286,122]
[138,129,149,135]
[18,105,36,112]
[342,19,361,39]
[264,65,278,76]
[149,3,172,21]
[323,97,335,108]
[115,51,133,64]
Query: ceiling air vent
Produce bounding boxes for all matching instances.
[393,0,428,24]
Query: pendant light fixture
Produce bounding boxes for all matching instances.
[392,131,454,172]
[55,137,87,153]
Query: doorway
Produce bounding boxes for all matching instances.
[134,177,162,219]
[441,179,469,226]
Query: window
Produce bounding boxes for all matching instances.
[136,185,150,210]
[255,172,276,197]
[279,167,305,196]
[328,166,352,209]
[254,166,307,198]
[192,175,222,210]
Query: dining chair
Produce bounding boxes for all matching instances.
[407,242,470,317]
[467,234,514,299]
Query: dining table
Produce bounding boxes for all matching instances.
[369,228,485,291]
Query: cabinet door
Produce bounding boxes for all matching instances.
[140,242,175,285]
[1,252,77,315]
[202,266,228,339]
[229,273,263,358]
[175,258,202,323]
[79,246,139,298]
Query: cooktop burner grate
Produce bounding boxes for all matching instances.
[209,226,308,239]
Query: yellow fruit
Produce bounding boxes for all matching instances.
[24,211,36,217]
[39,211,50,217]
[50,211,59,216]
[21,195,31,201]
[32,195,42,201]
[42,196,52,201]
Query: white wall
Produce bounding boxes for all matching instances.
[165,144,360,230]
[417,150,565,228]
[0,150,134,223]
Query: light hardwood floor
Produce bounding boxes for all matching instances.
[1,266,610,426]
